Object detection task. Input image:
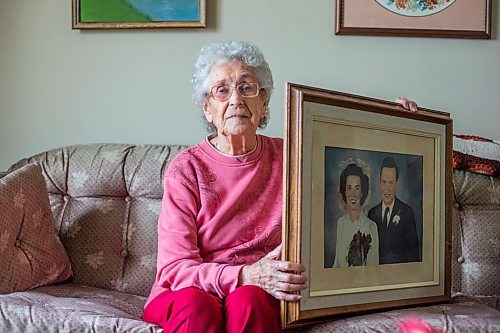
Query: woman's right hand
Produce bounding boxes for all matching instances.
[395,97,418,112]
[239,245,307,301]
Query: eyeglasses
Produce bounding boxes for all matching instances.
[209,83,260,101]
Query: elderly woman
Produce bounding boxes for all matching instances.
[142,40,417,332]
[142,41,306,333]
[333,162,379,268]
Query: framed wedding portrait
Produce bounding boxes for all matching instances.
[335,0,492,39]
[281,83,453,328]
[72,0,206,29]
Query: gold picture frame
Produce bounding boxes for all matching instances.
[72,0,206,29]
[281,83,453,328]
[335,0,491,39]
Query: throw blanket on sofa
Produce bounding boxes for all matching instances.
[453,134,500,178]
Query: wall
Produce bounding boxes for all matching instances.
[1,0,499,170]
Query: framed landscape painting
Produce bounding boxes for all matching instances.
[281,83,453,328]
[72,0,206,29]
[335,0,491,39]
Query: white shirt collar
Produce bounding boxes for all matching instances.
[382,200,395,217]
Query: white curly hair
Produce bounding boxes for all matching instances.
[191,40,274,133]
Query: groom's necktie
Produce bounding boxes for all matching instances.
[383,207,390,228]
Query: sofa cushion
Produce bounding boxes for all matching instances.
[298,301,500,333]
[0,164,72,293]
[8,144,189,297]
[0,283,161,332]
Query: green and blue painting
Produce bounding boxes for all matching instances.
[80,0,200,23]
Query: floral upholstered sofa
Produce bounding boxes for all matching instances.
[0,136,499,332]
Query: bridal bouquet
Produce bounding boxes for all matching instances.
[347,231,372,266]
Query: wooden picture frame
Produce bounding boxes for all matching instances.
[335,0,491,39]
[281,83,453,328]
[72,0,206,29]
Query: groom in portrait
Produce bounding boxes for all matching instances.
[368,157,420,264]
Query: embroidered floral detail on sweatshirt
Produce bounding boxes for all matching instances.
[167,148,221,208]
[227,221,281,265]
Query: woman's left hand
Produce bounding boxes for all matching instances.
[395,97,418,112]
[239,245,307,301]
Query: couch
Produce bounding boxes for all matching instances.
[0,137,499,332]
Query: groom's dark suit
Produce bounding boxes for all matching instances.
[368,197,419,264]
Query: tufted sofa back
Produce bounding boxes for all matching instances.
[8,144,188,297]
[7,143,500,305]
[452,169,500,308]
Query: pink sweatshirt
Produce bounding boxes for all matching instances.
[145,135,283,306]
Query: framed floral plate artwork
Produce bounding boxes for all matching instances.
[335,0,491,39]
[281,83,453,328]
[72,0,206,29]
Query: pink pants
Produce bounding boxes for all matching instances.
[142,285,288,333]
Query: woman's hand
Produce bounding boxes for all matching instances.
[395,97,418,112]
[239,245,307,301]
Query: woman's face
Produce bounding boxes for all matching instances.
[202,61,267,137]
[345,175,363,211]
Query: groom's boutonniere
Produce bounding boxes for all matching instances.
[392,209,402,225]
